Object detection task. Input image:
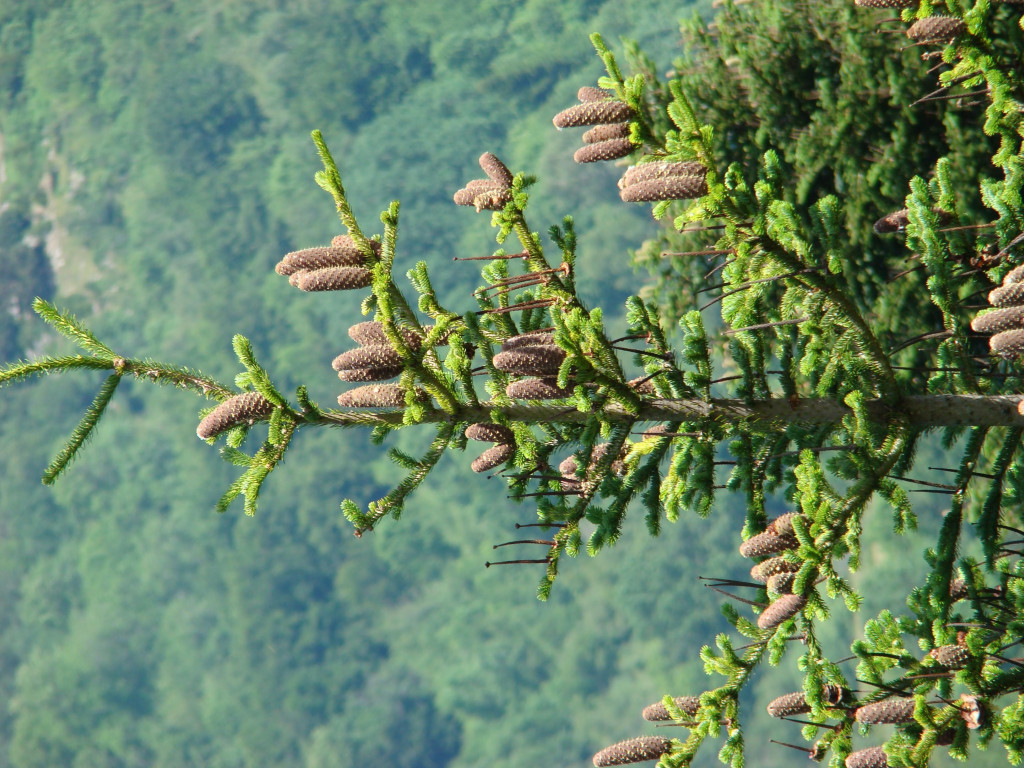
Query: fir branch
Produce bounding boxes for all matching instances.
[41,373,121,485]
[32,298,116,358]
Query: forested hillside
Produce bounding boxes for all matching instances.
[0,1,1001,767]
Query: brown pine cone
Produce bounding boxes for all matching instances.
[502,331,556,350]
[592,736,672,767]
[336,366,403,383]
[769,512,805,538]
[990,328,1024,357]
[619,175,708,203]
[845,747,888,768]
[493,345,567,376]
[197,392,274,439]
[478,152,513,187]
[465,423,514,443]
[855,697,916,724]
[757,593,806,630]
[505,378,572,400]
[553,101,636,129]
[1005,265,1024,285]
[641,696,700,722]
[766,572,795,594]
[930,644,970,669]
[970,305,1024,333]
[766,691,810,718]
[578,86,614,102]
[471,443,514,473]
[873,208,910,234]
[296,267,373,292]
[739,530,797,559]
[907,16,967,43]
[988,282,1024,308]
[347,321,426,349]
[574,138,635,164]
[750,556,799,583]
[582,123,631,144]
[337,384,418,408]
[332,345,403,372]
[619,161,706,188]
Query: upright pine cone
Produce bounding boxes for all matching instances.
[505,377,572,400]
[332,345,403,373]
[582,123,631,144]
[845,747,888,768]
[619,174,708,203]
[465,423,514,444]
[197,392,274,439]
[478,152,513,188]
[337,384,420,408]
[930,644,970,669]
[907,16,967,43]
[641,696,700,722]
[855,697,917,724]
[750,556,799,583]
[769,512,805,538]
[592,736,672,767]
[574,138,635,163]
[493,345,566,376]
[757,593,807,630]
[553,100,636,129]
[295,266,373,292]
[275,238,380,275]
[502,331,555,350]
[766,692,810,718]
[619,162,706,188]
[739,530,797,558]
[470,443,514,473]
[348,321,425,349]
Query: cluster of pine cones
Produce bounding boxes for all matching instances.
[972,265,1024,366]
[552,88,708,203]
[739,512,808,629]
[274,235,380,292]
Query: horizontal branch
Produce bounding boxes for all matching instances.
[314,394,1024,429]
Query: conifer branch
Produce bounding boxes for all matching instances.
[41,373,121,485]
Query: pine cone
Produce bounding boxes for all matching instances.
[930,644,970,669]
[757,593,807,630]
[990,328,1024,357]
[854,0,915,6]
[750,556,799,583]
[766,572,795,594]
[348,321,426,349]
[578,86,614,102]
[276,238,380,275]
[454,179,508,207]
[907,16,967,43]
[553,101,636,129]
[641,696,700,722]
[855,697,916,724]
[769,512,805,538]
[197,392,274,439]
[478,152,514,187]
[950,578,969,601]
[766,691,810,718]
[845,747,888,768]
[337,384,421,408]
[505,377,572,399]
[296,267,374,292]
[465,423,514,443]
[502,331,556,350]
[619,161,706,188]
[619,175,708,202]
[988,281,1024,308]
[574,138,635,163]
[582,123,631,144]
[493,345,567,376]
[971,305,1024,334]
[473,188,513,211]
[592,736,672,767]
[739,530,797,558]
[336,366,403,382]
[471,443,514,473]
[1005,265,1024,285]
[332,345,403,372]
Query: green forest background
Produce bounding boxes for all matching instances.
[0,1,979,766]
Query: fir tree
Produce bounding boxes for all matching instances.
[3,0,1024,766]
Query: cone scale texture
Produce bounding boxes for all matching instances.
[739,530,797,558]
[757,593,806,630]
[582,123,631,144]
[296,267,373,292]
[619,175,708,202]
[619,162,706,188]
[553,101,636,129]
[592,736,672,767]
[493,345,567,376]
[471,443,514,473]
[337,384,416,408]
[930,644,970,669]
[750,556,799,583]
[855,697,916,724]
[641,696,700,722]
[574,138,635,163]
[197,392,274,439]
[332,345,403,372]
[846,747,888,768]
[506,378,572,400]
[766,691,810,718]
[907,16,967,43]
[465,423,514,443]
